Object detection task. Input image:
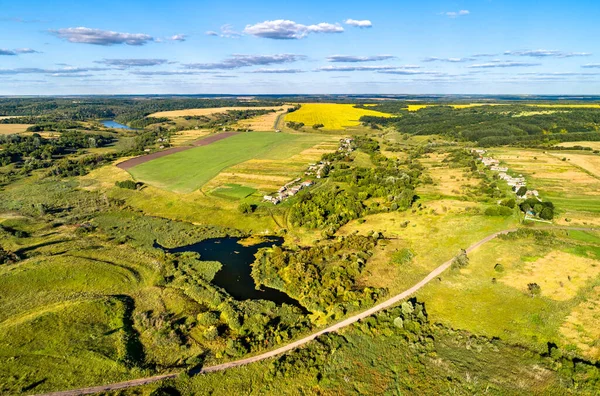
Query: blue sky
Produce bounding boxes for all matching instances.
[1,0,599,95]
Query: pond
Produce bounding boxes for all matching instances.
[101,120,136,130]
[168,237,306,309]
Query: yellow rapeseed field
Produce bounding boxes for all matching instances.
[284,103,392,130]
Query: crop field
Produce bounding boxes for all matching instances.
[128,132,299,193]
[284,103,392,130]
[0,124,33,134]
[417,230,600,352]
[560,286,600,359]
[169,129,211,146]
[489,148,600,225]
[236,105,294,131]
[148,106,286,118]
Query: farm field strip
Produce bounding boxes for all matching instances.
[149,106,287,118]
[0,124,34,134]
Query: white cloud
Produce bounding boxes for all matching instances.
[468,61,541,68]
[327,55,395,62]
[51,27,155,46]
[504,49,592,58]
[582,63,600,69]
[185,54,306,70]
[249,68,305,74]
[0,48,39,56]
[244,20,343,39]
[423,57,475,63]
[169,34,187,42]
[317,65,421,72]
[95,59,169,68]
[344,19,372,28]
[444,10,470,18]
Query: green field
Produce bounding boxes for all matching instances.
[129,132,298,193]
[285,103,392,130]
[211,183,257,200]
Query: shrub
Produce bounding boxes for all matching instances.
[500,198,516,208]
[238,202,255,214]
[451,250,469,270]
[115,180,142,190]
[494,263,504,272]
[528,283,542,297]
[392,248,414,265]
[484,206,513,216]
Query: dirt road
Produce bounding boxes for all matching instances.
[38,228,521,396]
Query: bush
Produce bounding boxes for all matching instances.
[115,180,142,190]
[528,282,542,297]
[484,206,513,216]
[312,123,324,130]
[494,263,504,272]
[451,250,469,270]
[238,202,255,214]
[392,248,414,265]
[500,198,516,208]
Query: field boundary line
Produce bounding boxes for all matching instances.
[38,226,599,396]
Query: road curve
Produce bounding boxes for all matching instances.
[35,227,541,396]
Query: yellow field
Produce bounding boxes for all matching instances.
[499,251,600,301]
[284,103,392,130]
[417,153,482,198]
[149,106,286,118]
[560,286,600,359]
[0,124,33,134]
[406,105,429,111]
[236,105,293,131]
[169,129,211,146]
[557,141,600,150]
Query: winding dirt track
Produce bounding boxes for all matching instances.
[116,132,240,170]
[37,228,525,396]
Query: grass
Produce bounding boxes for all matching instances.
[284,103,392,130]
[417,232,600,352]
[211,183,257,200]
[128,132,298,193]
[489,147,600,225]
[336,199,519,294]
[0,124,33,134]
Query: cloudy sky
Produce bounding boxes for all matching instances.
[1,0,600,95]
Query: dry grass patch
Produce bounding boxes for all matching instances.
[556,141,600,151]
[0,124,33,134]
[236,105,294,131]
[551,152,600,179]
[500,251,600,301]
[560,286,600,359]
[170,129,211,146]
[149,106,285,118]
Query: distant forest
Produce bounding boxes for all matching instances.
[358,103,600,146]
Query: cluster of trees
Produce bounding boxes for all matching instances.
[290,137,420,233]
[519,198,555,220]
[253,234,387,321]
[115,180,144,190]
[286,121,305,130]
[0,131,114,167]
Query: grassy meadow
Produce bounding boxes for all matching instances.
[148,106,285,118]
[417,230,600,357]
[0,124,33,134]
[284,103,392,130]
